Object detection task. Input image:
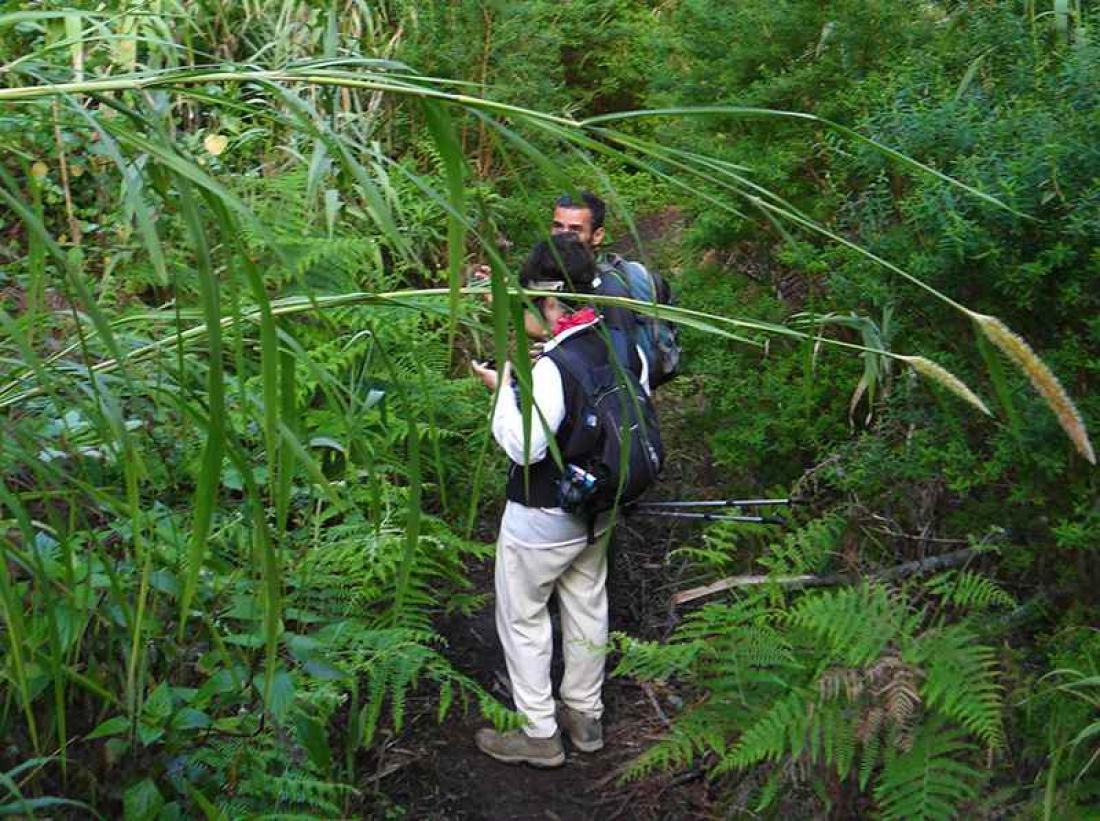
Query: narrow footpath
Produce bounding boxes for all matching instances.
[368,523,712,820]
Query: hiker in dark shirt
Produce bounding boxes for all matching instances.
[468,192,679,384]
[550,192,635,335]
[551,192,680,387]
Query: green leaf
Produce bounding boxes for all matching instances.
[303,658,351,681]
[123,778,164,821]
[148,570,179,597]
[137,722,164,747]
[182,784,221,821]
[141,683,173,724]
[308,436,347,455]
[141,682,171,717]
[393,417,422,619]
[195,668,242,704]
[0,796,100,817]
[169,708,211,732]
[257,668,295,722]
[875,722,980,820]
[295,712,332,773]
[157,802,184,821]
[86,715,129,740]
[421,98,467,360]
[224,631,264,648]
[176,182,225,636]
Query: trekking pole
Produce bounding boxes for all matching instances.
[628,497,792,525]
[627,510,787,525]
[630,498,790,510]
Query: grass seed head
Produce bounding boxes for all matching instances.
[973,313,1095,465]
[901,355,992,418]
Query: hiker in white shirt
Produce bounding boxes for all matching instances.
[470,235,651,766]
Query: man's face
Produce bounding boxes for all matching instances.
[551,205,604,249]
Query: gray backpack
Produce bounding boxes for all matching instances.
[596,254,682,387]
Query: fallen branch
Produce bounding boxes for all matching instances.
[671,548,979,606]
[641,682,671,727]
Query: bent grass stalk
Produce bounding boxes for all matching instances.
[0,288,991,424]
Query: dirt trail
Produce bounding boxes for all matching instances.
[369,530,710,820]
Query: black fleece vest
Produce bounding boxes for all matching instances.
[505,326,639,507]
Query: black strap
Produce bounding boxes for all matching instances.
[549,339,600,396]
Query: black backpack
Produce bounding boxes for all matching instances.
[546,327,664,536]
[596,254,682,388]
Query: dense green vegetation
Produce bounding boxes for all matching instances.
[0,1,1096,817]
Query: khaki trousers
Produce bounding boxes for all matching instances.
[494,528,609,738]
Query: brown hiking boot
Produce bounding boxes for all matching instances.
[474,727,566,768]
[557,702,604,753]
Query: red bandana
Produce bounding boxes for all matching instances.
[552,307,598,337]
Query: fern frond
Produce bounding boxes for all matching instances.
[788,584,902,667]
[867,653,921,739]
[670,545,740,573]
[859,711,884,791]
[718,689,814,772]
[908,625,1004,750]
[819,667,865,703]
[809,699,857,778]
[612,632,708,681]
[623,701,731,780]
[874,721,981,821]
[757,513,844,577]
[924,569,1014,611]
[674,593,775,641]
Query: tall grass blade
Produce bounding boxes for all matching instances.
[422,99,467,360]
[0,448,69,772]
[0,172,131,387]
[229,224,281,523]
[276,342,297,535]
[0,488,41,754]
[975,329,1024,447]
[580,106,1030,219]
[176,183,226,634]
[956,48,993,101]
[1054,0,1071,42]
[394,417,422,620]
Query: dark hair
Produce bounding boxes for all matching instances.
[554,191,606,231]
[520,234,596,294]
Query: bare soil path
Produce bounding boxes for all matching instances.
[365,531,710,820]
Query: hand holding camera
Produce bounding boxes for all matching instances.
[471,358,510,391]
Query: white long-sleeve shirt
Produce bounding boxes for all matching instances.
[490,318,649,547]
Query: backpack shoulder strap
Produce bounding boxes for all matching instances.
[596,253,628,284]
[548,325,639,385]
[546,333,600,396]
[599,255,662,302]
[598,252,626,270]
